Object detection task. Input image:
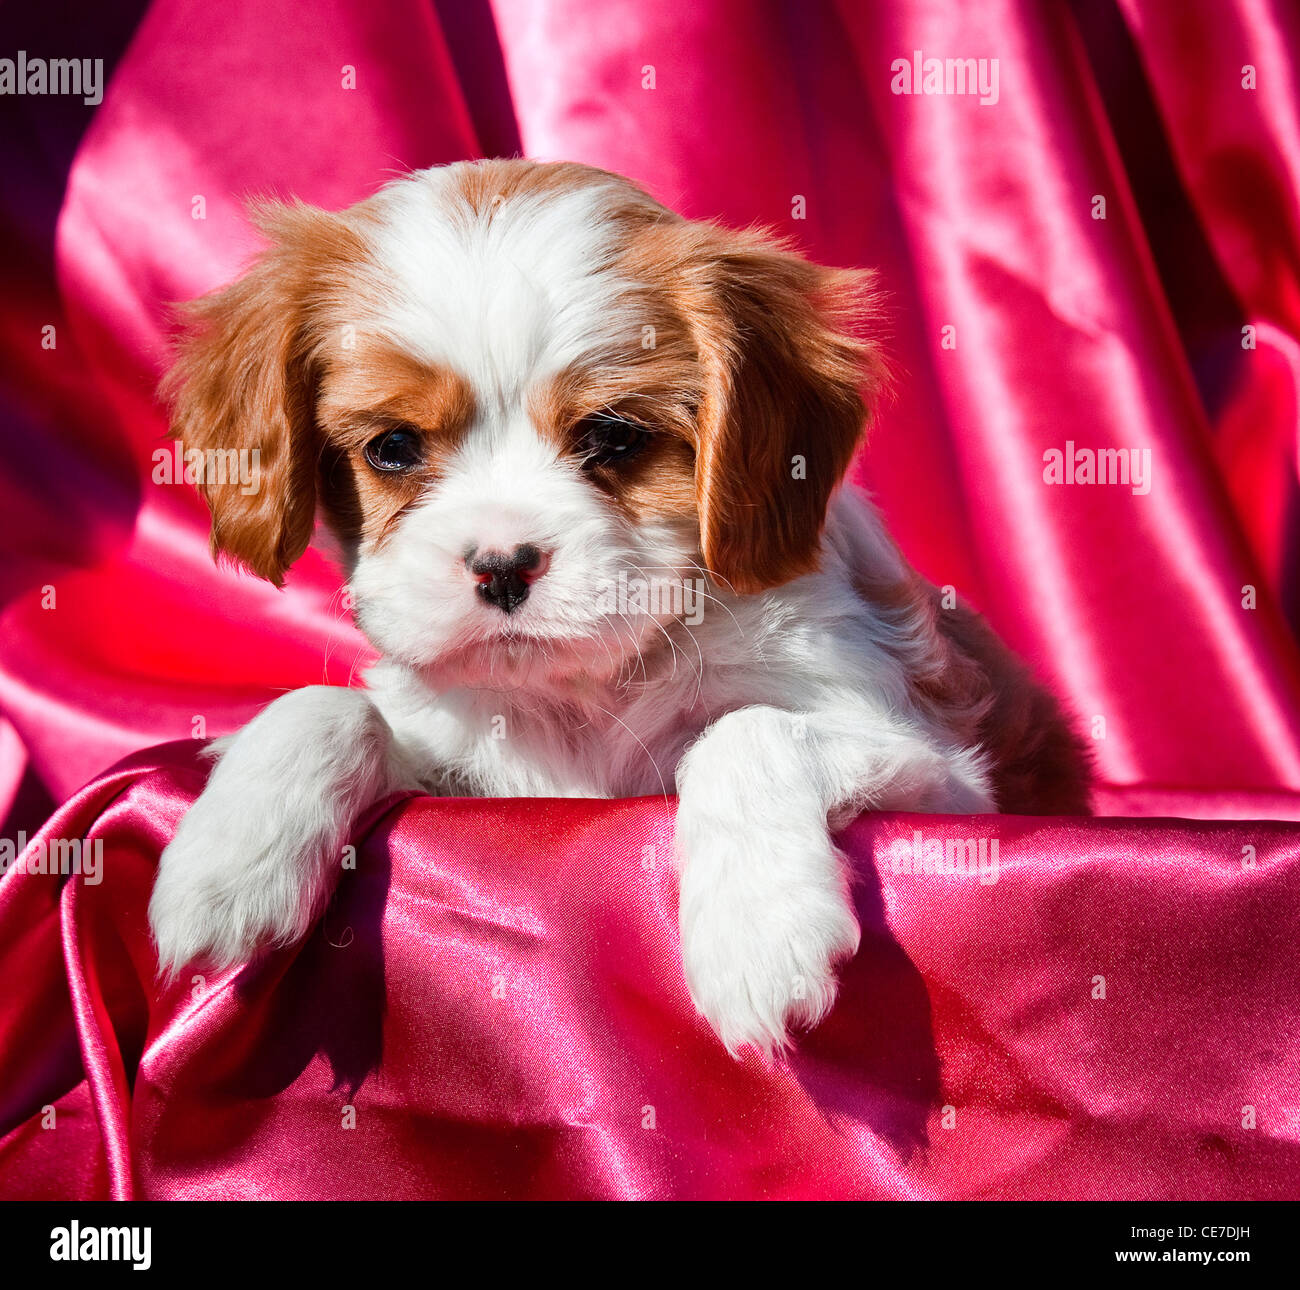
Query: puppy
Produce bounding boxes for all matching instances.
[150,159,1090,1055]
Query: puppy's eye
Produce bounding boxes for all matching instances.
[363,427,423,473]
[576,412,650,469]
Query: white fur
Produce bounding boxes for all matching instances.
[364,171,643,401]
[151,164,996,1054]
[150,687,406,975]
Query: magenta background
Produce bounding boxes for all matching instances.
[2,0,1300,1199]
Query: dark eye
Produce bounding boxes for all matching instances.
[363,427,423,473]
[576,412,651,469]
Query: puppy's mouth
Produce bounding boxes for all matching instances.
[424,609,659,689]
[484,617,632,660]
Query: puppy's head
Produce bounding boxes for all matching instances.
[167,160,884,688]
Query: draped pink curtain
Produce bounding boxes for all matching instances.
[2,0,1300,1199]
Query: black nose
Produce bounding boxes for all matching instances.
[469,543,545,613]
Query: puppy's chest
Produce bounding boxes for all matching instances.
[472,689,712,797]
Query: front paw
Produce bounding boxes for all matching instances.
[149,793,332,979]
[678,835,860,1057]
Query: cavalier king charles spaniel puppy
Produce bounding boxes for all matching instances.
[150,159,1090,1055]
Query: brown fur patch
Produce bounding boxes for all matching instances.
[447,158,654,217]
[163,201,378,585]
[854,558,1093,814]
[617,217,888,593]
[316,345,475,551]
[530,342,701,527]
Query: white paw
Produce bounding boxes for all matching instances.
[149,686,397,979]
[678,833,860,1057]
[149,786,334,979]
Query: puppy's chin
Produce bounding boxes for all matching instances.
[370,610,675,694]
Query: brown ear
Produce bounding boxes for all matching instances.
[684,227,885,594]
[162,202,350,586]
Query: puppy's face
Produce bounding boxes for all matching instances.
[168,160,881,689]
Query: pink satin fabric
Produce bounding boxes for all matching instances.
[3,0,1300,1198]
[3,741,1299,1200]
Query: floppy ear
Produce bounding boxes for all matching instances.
[685,227,885,594]
[162,203,347,586]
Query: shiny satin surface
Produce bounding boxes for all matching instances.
[3,741,1299,1200]
[3,0,1300,1198]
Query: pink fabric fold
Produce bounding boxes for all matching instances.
[3,743,1299,1200]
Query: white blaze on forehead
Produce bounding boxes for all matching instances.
[362,167,641,404]
[437,413,585,552]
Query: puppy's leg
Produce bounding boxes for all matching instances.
[150,686,408,976]
[675,707,993,1055]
